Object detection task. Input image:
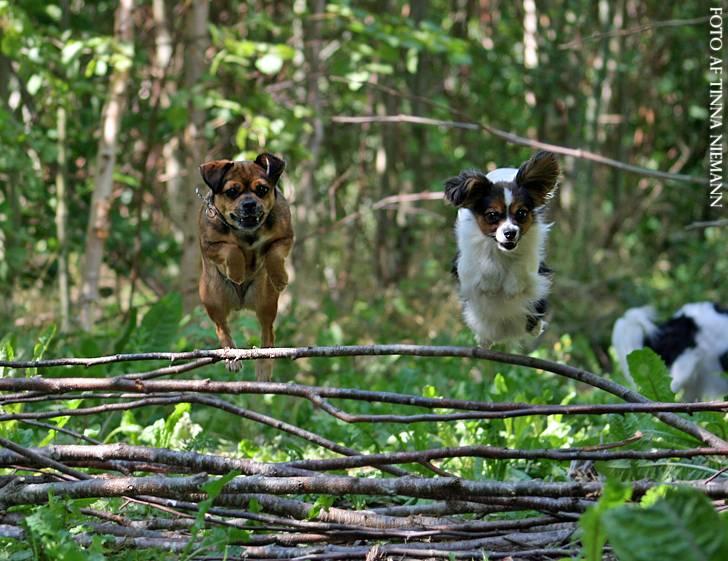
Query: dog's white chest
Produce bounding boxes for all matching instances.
[455,209,549,345]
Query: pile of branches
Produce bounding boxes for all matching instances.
[0,345,726,560]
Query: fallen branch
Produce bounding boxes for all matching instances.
[332,115,706,185]
[2,443,723,476]
[1,342,725,448]
[1,472,726,509]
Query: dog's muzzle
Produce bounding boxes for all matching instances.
[231,200,265,230]
[496,224,520,252]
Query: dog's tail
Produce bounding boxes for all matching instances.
[611,306,659,386]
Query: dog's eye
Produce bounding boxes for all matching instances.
[485,211,500,224]
[256,185,269,197]
[224,187,239,200]
[515,208,529,222]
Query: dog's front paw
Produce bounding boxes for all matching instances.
[255,359,273,381]
[268,269,288,293]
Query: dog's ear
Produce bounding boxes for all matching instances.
[200,160,234,194]
[255,153,285,185]
[444,171,493,207]
[515,151,559,206]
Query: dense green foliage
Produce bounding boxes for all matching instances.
[0,0,726,559]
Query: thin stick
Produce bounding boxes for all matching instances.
[332,115,706,185]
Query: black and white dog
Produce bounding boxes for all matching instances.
[444,151,559,346]
[612,302,728,401]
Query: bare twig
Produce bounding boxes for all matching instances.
[332,115,706,185]
[1,472,726,509]
[5,443,721,476]
[0,437,90,481]
[3,378,726,417]
[558,16,714,49]
[0,395,412,477]
[283,445,726,472]
[685,218,728,230]
[0,342,725,448]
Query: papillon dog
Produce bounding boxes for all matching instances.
[444,151,559,347]
[612,302,728,401]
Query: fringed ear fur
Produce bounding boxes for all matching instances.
[255,153,286,184]
[444,170,493,208]
[515,151,559,206]
[199,160,234,194]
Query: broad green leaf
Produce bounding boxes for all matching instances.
[580,479,632,561]
[627,349,674,402]
[128,292,183,352]
[306,495,335,520]
[603,487,728,561]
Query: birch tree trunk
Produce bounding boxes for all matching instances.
[171,0,209,312]
[79,0,134,330]
[55,0,71,333]
[55,104,70,333]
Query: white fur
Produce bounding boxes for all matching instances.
[611,302,728,401]
[611,306,659,386]
[455,200,551,346]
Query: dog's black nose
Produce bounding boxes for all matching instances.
[242,200,257,213]
[504,229,517,241]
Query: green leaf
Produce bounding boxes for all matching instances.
[180,471,241,560]
[306,495,335,520]
[255,53,283,75]
[24,495,107,561]
[128,292,183,352]
[627,349,674,402]
[33,324,56,361]
[161,402,190,449]
[580,479,632,561]
[112,307,137,354]
[602,487,728,561]
[0,337,15,378]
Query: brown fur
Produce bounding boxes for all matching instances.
[198,153,293,380]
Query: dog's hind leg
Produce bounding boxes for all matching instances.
[199,274,241,372]
[207,306,242,372]
[254,280,279,381]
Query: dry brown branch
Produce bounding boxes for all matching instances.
[2,381,726,417]
[558,16,714,49]
[0,394,411,477]
[0,437,90,481]
[1,346,725,558]
[332,115,706,185]
[0,443,312,477]
[685,218,728,230]
[2,443,724,476]
[1,472,726,509]
[1,343,725,449]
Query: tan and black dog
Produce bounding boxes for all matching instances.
[198,153,293,380]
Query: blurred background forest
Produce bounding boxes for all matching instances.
[1,0,725,365]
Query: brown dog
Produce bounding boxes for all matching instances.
[198,153,293,380]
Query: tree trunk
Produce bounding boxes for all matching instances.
[79,0,134,330]
[290,0,326,301]
[171,0,209,313]
[55,104,71,333]
[55,0,71,333]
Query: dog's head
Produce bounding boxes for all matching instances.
[199,153,285,232]
[444,151,559,252]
